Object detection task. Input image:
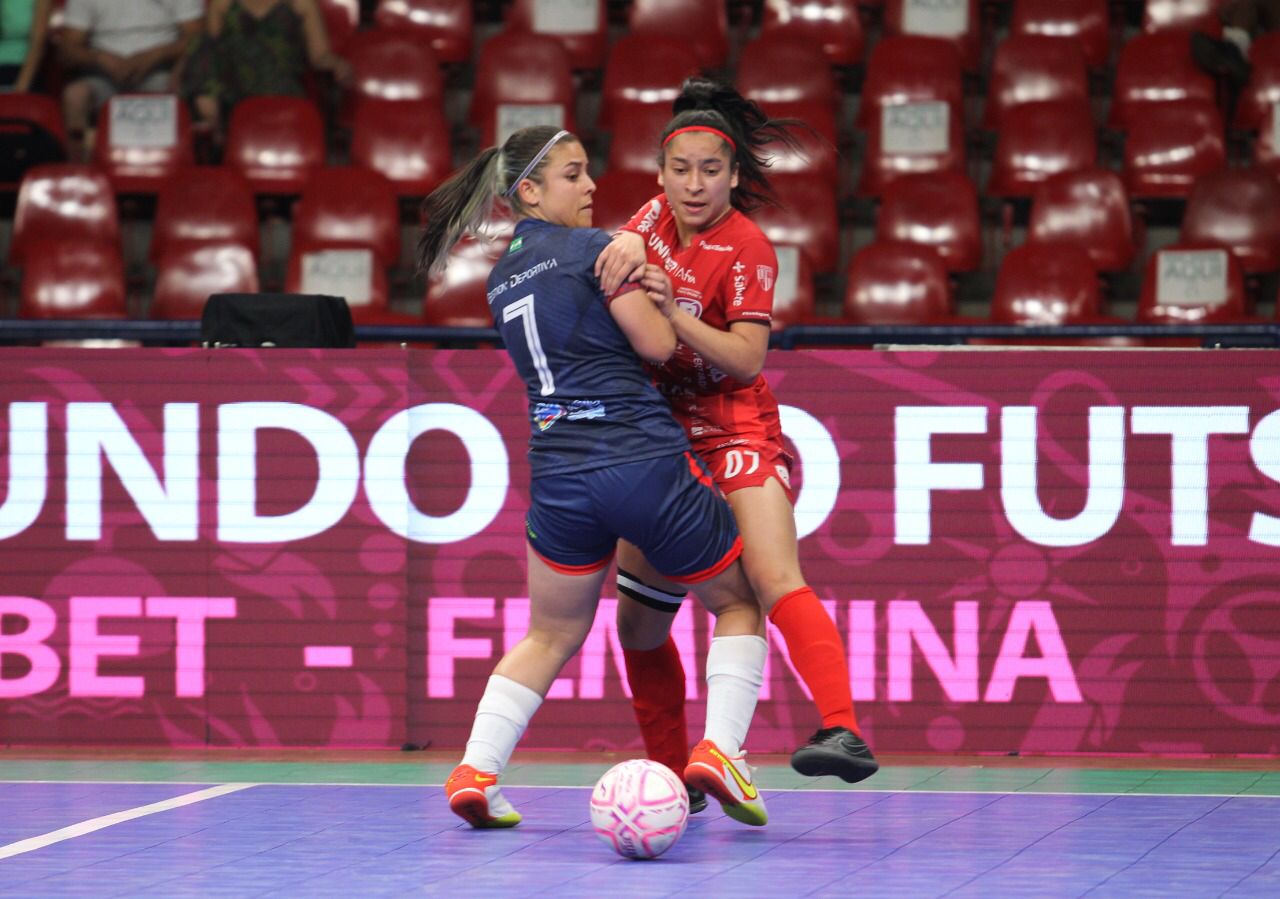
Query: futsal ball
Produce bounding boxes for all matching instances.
[589,759,690,860]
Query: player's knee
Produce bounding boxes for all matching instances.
[615,600,672,650]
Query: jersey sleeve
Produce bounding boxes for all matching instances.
[724,237,778,325]
[618,194,668,236]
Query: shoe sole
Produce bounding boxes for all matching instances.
[685,765,767,827]
[448,791,520,829]
[790,749,880,784]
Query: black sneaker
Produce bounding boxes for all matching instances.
[686,784,708,814]
[790,726,880,783]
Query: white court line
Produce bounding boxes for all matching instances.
[2,780,1277,801]
[0,782,257,860]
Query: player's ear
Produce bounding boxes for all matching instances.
[729,164,739,190]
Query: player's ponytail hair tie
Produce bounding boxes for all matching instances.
[505,129,570,197]
[662,125,736,152]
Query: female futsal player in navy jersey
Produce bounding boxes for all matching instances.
[595,78,880,786]
[418,125,770,829]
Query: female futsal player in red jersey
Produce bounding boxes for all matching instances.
[596,77,879,786]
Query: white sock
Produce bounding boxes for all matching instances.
[1224,26,1252,56]
[460,674,544,775]
[702,635,767,758]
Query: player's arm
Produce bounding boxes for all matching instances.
[594,194,663,294]
[608,268,676,364]
[666,313,768,383]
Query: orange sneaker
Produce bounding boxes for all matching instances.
[683,739,768,826]
[445,764,522,828]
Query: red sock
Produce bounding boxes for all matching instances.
[622,636,689,776]
[768,586,860,733]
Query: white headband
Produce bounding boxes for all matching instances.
[504,130,570,197]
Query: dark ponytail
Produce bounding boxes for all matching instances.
[416,125,579,277]
[661,76,808,213]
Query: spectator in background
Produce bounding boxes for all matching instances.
[59,0,203,160]
[180,0,352,142]
[1192,0,1280,103]
[1,0,53,92]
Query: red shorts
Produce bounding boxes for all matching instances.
[694,436,796,504]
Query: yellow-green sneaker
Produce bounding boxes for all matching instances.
[445,764,522,828]
[684,739,767,827]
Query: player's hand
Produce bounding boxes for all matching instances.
[641,264,675,319]
[595,231,646,295]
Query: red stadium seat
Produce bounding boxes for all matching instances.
[856,35,964,130]
[1122,100,1226,199]
[374,0,473,64]
[882,0,982,72]
[1011,0,1111,70]
[1028,168,1137,273]
[19,239,126,319]
[754,173,841,273]
[876,171,981,273]
[760,0,865,67]
[856,97,966,197]
[10,164,118,266]
[92,94,194,194]
[0,92,67,189]
[756,103,840,191]
[991,242,1102,324]
[738,32,840,115]
[987,99,1097,198]
[351,99,453,197]
[1143,0,1225,34]
[843,240,953,323]
[1179,168,1280,274]
[224,96,326,194]
[605,103,671,174]
[590,171,661,235]
[151,166,259,263]
[599,34,699,132]
[1110,31,1218,130]
[286,245,397,323]
[292,167,401,267]
[1234,32,1280,131]
[1138,242,1247,322]
[769,244,818,329]
[470,30,575,147]
[983,34,1089,130]
[151,244,259,319]
[629,0,728,71]
[342,28,444,116]
[424,235,505,327]
[505,0,608,71]
[317,0,358,53]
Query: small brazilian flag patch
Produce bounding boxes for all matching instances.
[508,236,523,254]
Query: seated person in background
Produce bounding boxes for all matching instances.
[1192,0,1280,98]
[59,0,203,160]
[180,0,352,141]
[0,0,53,92]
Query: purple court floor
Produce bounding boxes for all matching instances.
[2,767,1279,897]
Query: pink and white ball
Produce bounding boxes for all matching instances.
[589,759,690,859]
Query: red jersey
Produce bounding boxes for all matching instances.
[621,194,782,447]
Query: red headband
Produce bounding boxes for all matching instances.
[662,125,736,152]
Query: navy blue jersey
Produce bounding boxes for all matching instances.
[487,218,690,478]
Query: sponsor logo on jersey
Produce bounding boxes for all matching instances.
[774,463,791,489]
[533,402,566,431]
[508,236,524,254]
[699,240,734,252]
[756,265,774,291]
[636,199,662,234]
[647,232,696,283]
[566,400,606,421]
[731,260,748,306]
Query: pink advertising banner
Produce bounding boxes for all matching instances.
[1,347,1278,756]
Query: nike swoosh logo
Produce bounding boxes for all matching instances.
[474,774,496,786]
[708,746,758,800]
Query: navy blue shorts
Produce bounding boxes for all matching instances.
[526,451,741,583]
